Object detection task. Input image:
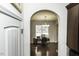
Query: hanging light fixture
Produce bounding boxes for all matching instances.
[44,15,47,25]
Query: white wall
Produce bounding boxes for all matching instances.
[23,3,68,56]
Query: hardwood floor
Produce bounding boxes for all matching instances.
[30,43,58,56]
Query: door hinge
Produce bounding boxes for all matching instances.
[21,29,23,34]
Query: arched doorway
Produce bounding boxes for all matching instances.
[30,10,59,56]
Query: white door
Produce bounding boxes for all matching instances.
[0,6,22,56]
[5,26,21,56]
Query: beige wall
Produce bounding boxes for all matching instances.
[31,20,58,43]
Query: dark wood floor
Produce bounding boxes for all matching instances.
[30,43,58,56]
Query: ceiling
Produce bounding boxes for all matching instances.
[31,10,58,21]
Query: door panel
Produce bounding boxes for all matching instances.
[5,26,21,56]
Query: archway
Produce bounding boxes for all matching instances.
[30,10,59,56]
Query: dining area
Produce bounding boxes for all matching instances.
[30,35,58,56]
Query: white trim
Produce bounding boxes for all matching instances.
[0,5,22,21]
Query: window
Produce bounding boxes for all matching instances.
[36,25,50,37]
